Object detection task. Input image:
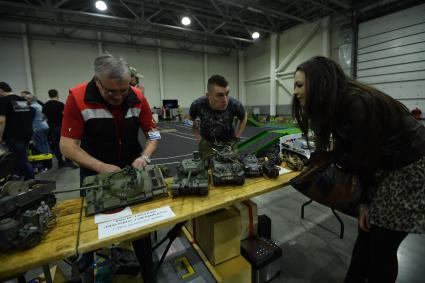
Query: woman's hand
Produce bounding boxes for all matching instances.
[359,205,370,232]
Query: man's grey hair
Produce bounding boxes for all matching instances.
[94,54,130,80]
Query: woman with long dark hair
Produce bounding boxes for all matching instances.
[292,56,425,283]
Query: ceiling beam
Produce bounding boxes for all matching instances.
[214,0,308,23]
[0,1,254,43]
[301,0,339,13]
[118,0,139,19]
[121,0,273,33]
[54,0,68,8]
[0,15,240,49]
[327,0,350,10]
[0,31,230,56]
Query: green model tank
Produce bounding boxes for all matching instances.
[64,165,168,216]
[212,144,245,186]
[171,151,209,196]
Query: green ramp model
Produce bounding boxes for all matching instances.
[247,117,263,127]
[247,116,296,129]
[237,127,301,156]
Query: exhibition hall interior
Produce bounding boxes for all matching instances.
[0,0,424,282]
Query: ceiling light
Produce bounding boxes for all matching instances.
[252,32,260,39]
[181,16,191,26]
[95,1,107,11]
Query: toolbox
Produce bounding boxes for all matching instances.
[241,236,282,283]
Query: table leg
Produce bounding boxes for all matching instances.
[42,264,53,283]
[133,234,156,283]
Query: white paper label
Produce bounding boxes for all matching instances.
[98,206,175,239]
[94,206,133,224]
[278,166,292,175]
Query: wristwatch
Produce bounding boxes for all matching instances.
[141,155,151,164]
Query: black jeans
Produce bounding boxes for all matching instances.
[344,225,408,283]
[49,126,65,166]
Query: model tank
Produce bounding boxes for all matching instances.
[79,165,168,216]
[211,145,245,186]
[255,143,283,179]
[0,144,15,184]
[240,154,263,177]
[0,201,56,251]
[282,153,304,171]
[171,151,209,196]
[0,180,56,219]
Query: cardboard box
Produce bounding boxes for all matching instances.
[195,208,241,265]
[233,200,258,240]
[215,255,252,283]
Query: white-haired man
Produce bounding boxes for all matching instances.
[60,54,160,185]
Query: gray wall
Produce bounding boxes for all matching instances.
[0,22,238,109]
[243,19,330,115]
[357,3,425,113]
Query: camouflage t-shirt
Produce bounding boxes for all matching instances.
[189,96,246,142]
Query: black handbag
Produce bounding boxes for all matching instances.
[290,152,362,216]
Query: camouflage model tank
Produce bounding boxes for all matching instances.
[257,143,283,179]
[81,165,168,216]
[171,151,209,196]
[212,145,245,186]
[240,154,263,177]
[0,180,56,219]
[282,153,304,171]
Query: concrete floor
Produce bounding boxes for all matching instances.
[10,121,425,283]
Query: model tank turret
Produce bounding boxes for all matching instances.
[55,165,169,216]
[212,145,245,186]
[240,154,263,177]
[171,151,209,196]
[0,180,56,219]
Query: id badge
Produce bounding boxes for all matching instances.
[148,129,161,140]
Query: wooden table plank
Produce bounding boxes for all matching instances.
[0,198,83,280]
[78,172,299,254]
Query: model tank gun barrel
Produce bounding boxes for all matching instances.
[50,184,108,194]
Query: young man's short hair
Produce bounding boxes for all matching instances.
[207,75,228,92]
[48,89,58,98]
[21,90,31,95]
[0,82,12,92]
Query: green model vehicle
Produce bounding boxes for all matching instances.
[211,144,245,186]
[80,165,168,216]
[171,151,209,196]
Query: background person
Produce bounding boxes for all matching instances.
[25,93,51,154]
[189,74,247,158]
[43,89,74,168]
[292,56,425,283]
[129,66,145,95]
[0,82,35,180]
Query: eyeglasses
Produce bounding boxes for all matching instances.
[97,79,129,95]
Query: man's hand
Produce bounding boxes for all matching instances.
[97,163,121,173]
[358,205,370,232]
[132,156,150,168]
